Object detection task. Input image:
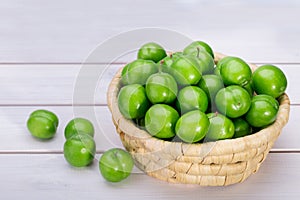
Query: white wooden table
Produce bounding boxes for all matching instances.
[1,0,299,199]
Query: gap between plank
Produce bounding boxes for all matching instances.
[0,104,107,107]
[0,62,300,65]
[0,150,104,154]
[0,149,299,155]
[0,62,126,65]
[0,103,299,107]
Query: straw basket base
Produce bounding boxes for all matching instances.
[107,52,290,186]
[118,127,278,186]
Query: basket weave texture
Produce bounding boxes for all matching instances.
[107,52,290,186]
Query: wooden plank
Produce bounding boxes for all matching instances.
[0,0,300,63]
[0,65,81,105]
[0,153,299,199]
[0,64,298,105]
[0,64,120,105]
[0,106,123,151]
[275,104,299,149]
[0,105,298,151]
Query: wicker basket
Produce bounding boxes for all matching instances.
[107,52,290,186]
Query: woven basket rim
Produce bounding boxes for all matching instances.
[107,52,290,157]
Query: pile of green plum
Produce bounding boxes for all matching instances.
[118,41,288,143]
[27,111,134,182]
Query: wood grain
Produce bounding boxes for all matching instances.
[0,153,299,199]
[0,0,300,63]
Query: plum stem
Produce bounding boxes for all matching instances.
[158,60,164,73]
[214,111,219,117]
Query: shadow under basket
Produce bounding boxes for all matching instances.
[107,52,290,186]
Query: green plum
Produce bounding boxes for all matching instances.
[252,65,287,98]
[137,42,167,62]
[215,85,251,118]
[145,104,179,139]
[232,118,252,138]
[176,86,208,114]
[99,148,134,182]
[159,52,183,73]
[198,74,224,103]
[214,56,233,77]
[63,134,96,167]
[175,110,210,143]
[64,118,94,139]
[191,51,215,75]
[121,59,158,85]
[169,55,202,86]
[205,113,235,141]
[183,41,214,58]
[118,84,150,119]
[245,94,279,128]
[27,109,59,139]
[218,56,252,86]
[146,72,178,104]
